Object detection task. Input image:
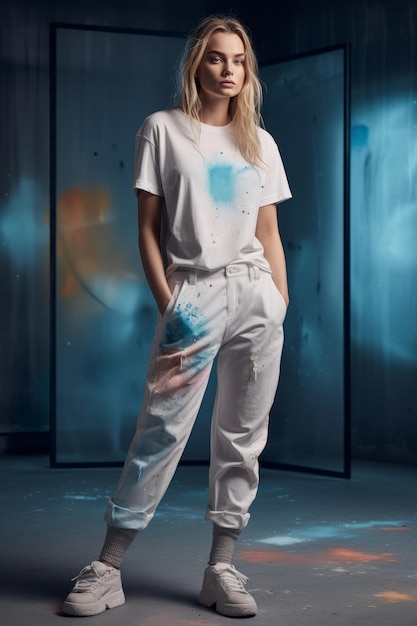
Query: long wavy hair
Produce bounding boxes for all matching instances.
[177,15,263,167]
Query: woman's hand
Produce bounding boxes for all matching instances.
[255,204,289,307]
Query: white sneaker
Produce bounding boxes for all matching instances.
[198,563,257,617]
[62,561,125,617]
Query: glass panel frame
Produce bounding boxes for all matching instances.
[51,26,350,476]
[50,24,187,466]
[260,45,351,478]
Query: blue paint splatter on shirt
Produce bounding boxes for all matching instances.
[208,164,235,204]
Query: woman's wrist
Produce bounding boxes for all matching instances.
[157,296,171,316]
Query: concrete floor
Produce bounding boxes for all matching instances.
[1,454,417,625]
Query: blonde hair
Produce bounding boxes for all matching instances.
[177,14,263,166]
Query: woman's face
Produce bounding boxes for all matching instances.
[196,31,246,104]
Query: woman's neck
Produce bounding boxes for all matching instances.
[199,99,231,127]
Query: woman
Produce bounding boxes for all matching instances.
[63,14,291,619]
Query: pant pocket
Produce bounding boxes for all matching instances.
[161,278,187,320]
[159,280,200,352]
[267,275,287,324]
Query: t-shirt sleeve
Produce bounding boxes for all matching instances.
[259,131,292,207]
[132,118,164,198]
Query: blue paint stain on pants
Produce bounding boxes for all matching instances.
[162,313,197,349]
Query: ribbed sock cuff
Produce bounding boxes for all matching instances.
[209,524,241,565]
[99,526,138,568]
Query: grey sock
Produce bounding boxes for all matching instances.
[99,526,138,568]
[209,524,241,565]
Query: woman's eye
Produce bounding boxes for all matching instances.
[210,56,222,63]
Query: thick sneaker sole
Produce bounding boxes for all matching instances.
[62,589,125,616]
[199,593,257,618]
[216,601,257,617]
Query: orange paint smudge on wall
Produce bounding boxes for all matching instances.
[56,186,115,299]
[58,187,110,233]
[379,526,410,532]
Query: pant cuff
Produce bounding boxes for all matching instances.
[205,507,250,530]
[104,499,154,531]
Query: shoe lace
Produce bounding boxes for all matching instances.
[71,564,105,590]
[218,565,249,593]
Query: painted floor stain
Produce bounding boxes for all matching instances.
[238,550,314,565]
[256,521,409,547]
[327,548,398,563]
[138,615,209,625]
[374,591,417,602]
[379,525,411,531]
[238,547,398,565]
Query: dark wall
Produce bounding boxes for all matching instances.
[262,0,417,466]
[1,0,416,466]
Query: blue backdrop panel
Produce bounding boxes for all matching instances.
[52,28,348,474]
[52,26,191,464]
[260,47,349,475]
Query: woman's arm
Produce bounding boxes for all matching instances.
[255,204,289,307]
[137,190,171,315]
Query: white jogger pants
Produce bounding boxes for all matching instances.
[104,263,286,531]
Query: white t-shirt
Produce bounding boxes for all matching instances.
[133,108,291,275]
